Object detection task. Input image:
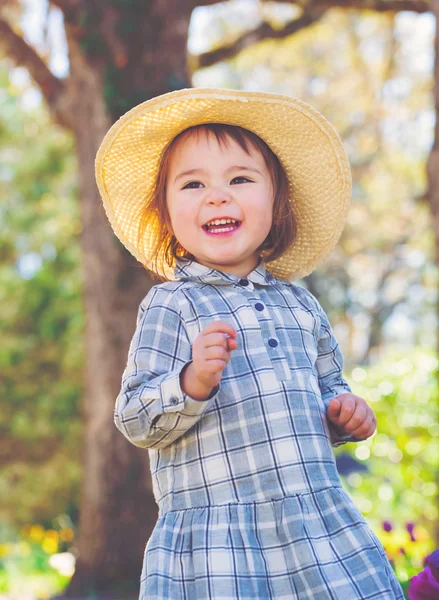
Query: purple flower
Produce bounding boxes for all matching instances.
[426,550,439,583]
[408,566,439,600]
[406,522,416,542]
[382,521,393,532]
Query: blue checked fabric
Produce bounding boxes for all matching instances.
[115,258,404,600]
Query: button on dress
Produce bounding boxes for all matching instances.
[114,259,404,600]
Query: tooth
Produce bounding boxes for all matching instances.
[210,226,235,233]
[206,219,240,228]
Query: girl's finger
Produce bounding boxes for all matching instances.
[337,396,357,426]
[327,397,342,422]
[226,337,238,352]
[343,403,367,432]
[201,359,228,373]
[199,346,230,362]
[350,414,376,439]
[203,332,230,349]
[202,321,238,339]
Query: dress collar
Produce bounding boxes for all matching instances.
[174,258,276,287]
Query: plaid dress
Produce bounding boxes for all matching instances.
[115,258,404,600]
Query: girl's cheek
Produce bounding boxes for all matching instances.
[174,207,197,228]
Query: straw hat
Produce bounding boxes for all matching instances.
[95,87,351,281]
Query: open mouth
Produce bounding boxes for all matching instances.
[203,218,242,235]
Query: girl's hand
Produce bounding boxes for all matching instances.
[326,393,377,440]
[180,321,238,400]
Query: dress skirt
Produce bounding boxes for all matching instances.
[140,486,404,600]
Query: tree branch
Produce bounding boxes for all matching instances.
[0,18,73,129]
[194,0,429,13]
[192,9,326,70]
[272,0,429,13]
[191,0,429,72]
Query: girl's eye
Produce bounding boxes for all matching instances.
[182,181,204,189]
[231,176,252,184]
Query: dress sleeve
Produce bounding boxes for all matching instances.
[311,294,359,448]
[114,286,219,450]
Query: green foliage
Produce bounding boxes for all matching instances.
[0,62,83,527]
[0,521,74,597]
[338,346,438,584]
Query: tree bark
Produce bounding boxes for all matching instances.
[54,2,192,595]
[64,49,153,596]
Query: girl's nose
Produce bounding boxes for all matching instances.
[206,187,232,205]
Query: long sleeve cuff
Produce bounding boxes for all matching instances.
[327,420,359,448]
[160,364,219,417]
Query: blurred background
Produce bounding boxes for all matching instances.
[0,0,438,598]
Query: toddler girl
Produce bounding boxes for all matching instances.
[96,88,404,599]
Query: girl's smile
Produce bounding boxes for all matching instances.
[203,219,242,236]
[166,131,274,277]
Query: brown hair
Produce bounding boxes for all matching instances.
[138,123,296,279]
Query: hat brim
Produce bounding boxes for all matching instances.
[95,88,351,280]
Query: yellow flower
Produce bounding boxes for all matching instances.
[29,524,45,542]
[42,537,58,554]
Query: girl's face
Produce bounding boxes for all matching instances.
[166,131,274,277]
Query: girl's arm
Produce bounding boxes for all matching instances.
[114,287,219,450]
[312,297,359,448]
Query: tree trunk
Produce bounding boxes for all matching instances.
[57,2,192,596]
